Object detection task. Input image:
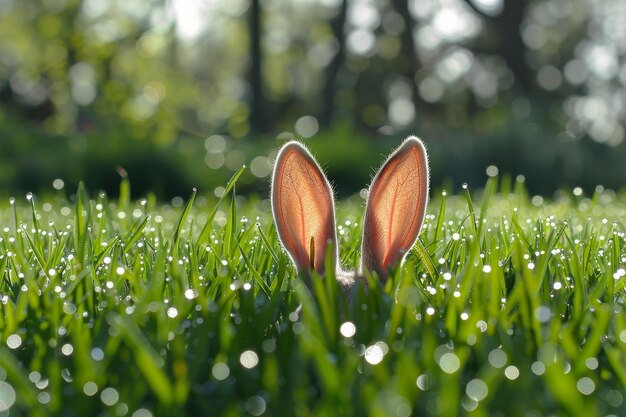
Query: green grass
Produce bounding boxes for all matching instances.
[1,173,626,417]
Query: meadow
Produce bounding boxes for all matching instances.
[0,170,625,417]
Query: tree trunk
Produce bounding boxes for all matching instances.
[497,1,530,92]
[391,0,422,110]
[464,0,531,93]
[320,0,348,128]
[248,0,264,133]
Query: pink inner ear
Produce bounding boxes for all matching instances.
[272,144,336,274]
[362,139,428,279]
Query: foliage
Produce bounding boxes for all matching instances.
[3,119,626,200]
[1,0,625,146]
[0,119,267,198]
[1,175,625,417]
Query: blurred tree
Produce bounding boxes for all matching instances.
[248,0,264,133]
[321,0,347,128]
[464,0,531,93]
[391,0,421,110]
[0,0,625,196]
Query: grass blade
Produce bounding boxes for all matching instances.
[196,164,246,246]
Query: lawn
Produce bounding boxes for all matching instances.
[1,171,625,417]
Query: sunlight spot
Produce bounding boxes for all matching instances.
[432,6,479,40]
[294,116,319,138]
[534,306,551,323]
[437,48,474,83]
[340,322,356,338]
[577,377,595,395]
[6,334,22,349]
[488,349,507,369]
[584,43,618,80]
[250,156,271,178]
[0,381,16,411]
[486,165,499,177]
[461,396,478,412]
[61,368,74,384]
[245,395,267,416]
[61,344,74,356]
[36,391,50,404]
[240,350,259,369]
[212,363,230,381]
[184,289,199,300]
[172,0,209,40]
[416,374,429,391]
[349,1,380,29]
[419,77,443,103]
[585,357,598,370]
[91,348,104,361]
[389,97,415,126]
[537,66,562,91]
[564,362,572,374]
[504,366,519,380]
[439,353,460,374]
[531,361,545,376]
[83,382,98,396]
[101,387,119,406]
[476,320,487,333]
[606,390,623,407]
[347,29,376,56]
[166,307,178,318]
[466,379,488,401]
[469,0,503,16]
[364,344,385,365]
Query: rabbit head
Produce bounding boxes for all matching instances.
[271,136,429,295]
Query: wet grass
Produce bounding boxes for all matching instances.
[1,172,626,417]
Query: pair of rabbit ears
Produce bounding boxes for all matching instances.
[271,136,429,281]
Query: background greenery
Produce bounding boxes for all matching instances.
[1,0,625,198]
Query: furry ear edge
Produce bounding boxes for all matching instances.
[271,141,338,276]
[360,136,430,281]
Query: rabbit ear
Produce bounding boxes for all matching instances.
[361,136,429,281]
[271,141,337,276]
